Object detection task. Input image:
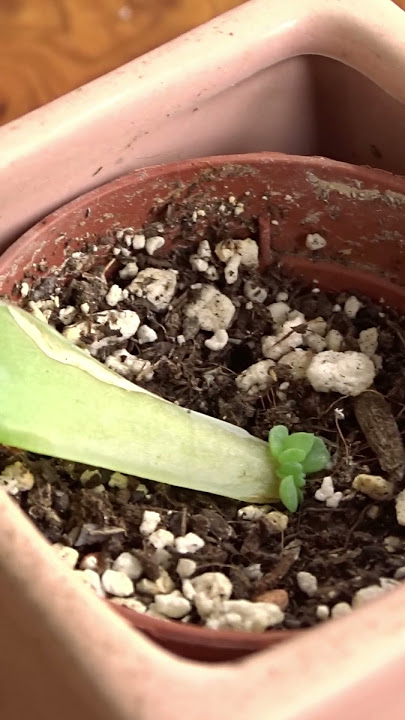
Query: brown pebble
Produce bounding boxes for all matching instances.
[254,589,289,611]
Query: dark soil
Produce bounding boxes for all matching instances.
[2,198,405,630]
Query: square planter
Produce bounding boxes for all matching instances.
[1,1,405,720]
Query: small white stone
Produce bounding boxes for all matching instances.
[228,195,237,205]
[105,284,124,307]
[384,535,401,552]
[196,240,212,260]
[185,285,235,331]
[59,306,77,325]
[80,469,101,485]
[276,291,289,302]
[326,492,343,509]
[206,600,283,632]
[96,309,140,339]
[176,558,197,579]
[268,302,291,326]
[174,533,205,554]
[237,505,267,521]
[306,233,327,250]
[111,597,146,613]
[153,548,171,569]
[315,476,335,502]
[112,552,143,580]
[224,254,241,284]
[344,295,362,318]
[278,349,313,379]
[119,262,139,280]
[307,317,327,336]
[236,360,275,395]
[380,577,400,591]
[146,235,165,255]
[129,268,177,312]
[215,239,236,262]
[176,334,186,345]
[316,604,330,621]
[102,569,134,597]
[234,203,244,216]
[372,354,383,370]
[190,255,209,272]
[353,474,394,501]
[191,573,233,618]
[154,591,191,619]
[265,511,289,533]
[106,351,153,381]
[108,472,128,489]
[331,602,352,619]
[359,328,378,357]
[80,302,90,315]
[204,329,229,351]
[306,351,375,396]
[235,238,259,268]
[75,569,105,598]
[148,529,175,550]
[325,329,343,352]
[396,489,405,526]
[137,324,158,344]
[305,332,327,353]
[0,462,34,494]
[394,566,405,580]
[140,510,161,536]
[137,570,175,596]
[20,281,30,297]
[244,281,267,304]
[204,265,219,281]
[297,571,318,597]
[132,233,146,250]
[52,544,79,569]
[244,564,263,581]
[352,585,386,608]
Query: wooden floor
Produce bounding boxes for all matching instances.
[0,0,403,126]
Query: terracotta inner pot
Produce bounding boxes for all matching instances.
[1,152,405,662]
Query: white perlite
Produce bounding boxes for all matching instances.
[145,235,165,255]
[106,284,124,307]
[111,597,146,613]
[190,255,209,273]
[325,329,343,352]
[306,351,376,396]
[129,268,177,311]
[268,302,290,326]
[176,558,197,579]
[137,570,175,596]
[331,602,352,619]
[119,262,139,280]
[278,349,313,379]
[112,552,143,580]
[262,314,305,361]
[137,324,158,344]
[352,585,386,608]
[316,605,330,621]
[0,462,34,494]
[132,233,146,250]
[297,571,318,597]
[140,510,161,536]
[359,327,378,357]
[59,305,77,325]
[307,317,327,336]
[315,476,334,502]
[265,511,289,533]
[96,309,141,339]
[353,474,394,501]
[236,359,275,395]
[244,281,267,304]
[106,351,153,381]
[148,529,175,550]
[185,285,235,331]
[52,544,79,569]
[305,233,327,251]
[187,572,233,617]
[215,238,259,268]
[101,569,134,597]
[174,533,205,554]
[108,472,128,489]
[224,254,241,284]
[204,329,229,351]
[206,600,284,632]
[154,591,191,619]
[395,489,405,526]
[237,505,267,521]
[75,569,105,598]
[344,295,362,318]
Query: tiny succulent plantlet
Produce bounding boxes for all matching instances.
[268,425,330,512]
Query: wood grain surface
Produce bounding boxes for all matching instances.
[0,0,403,126]
[0,0,245,125]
